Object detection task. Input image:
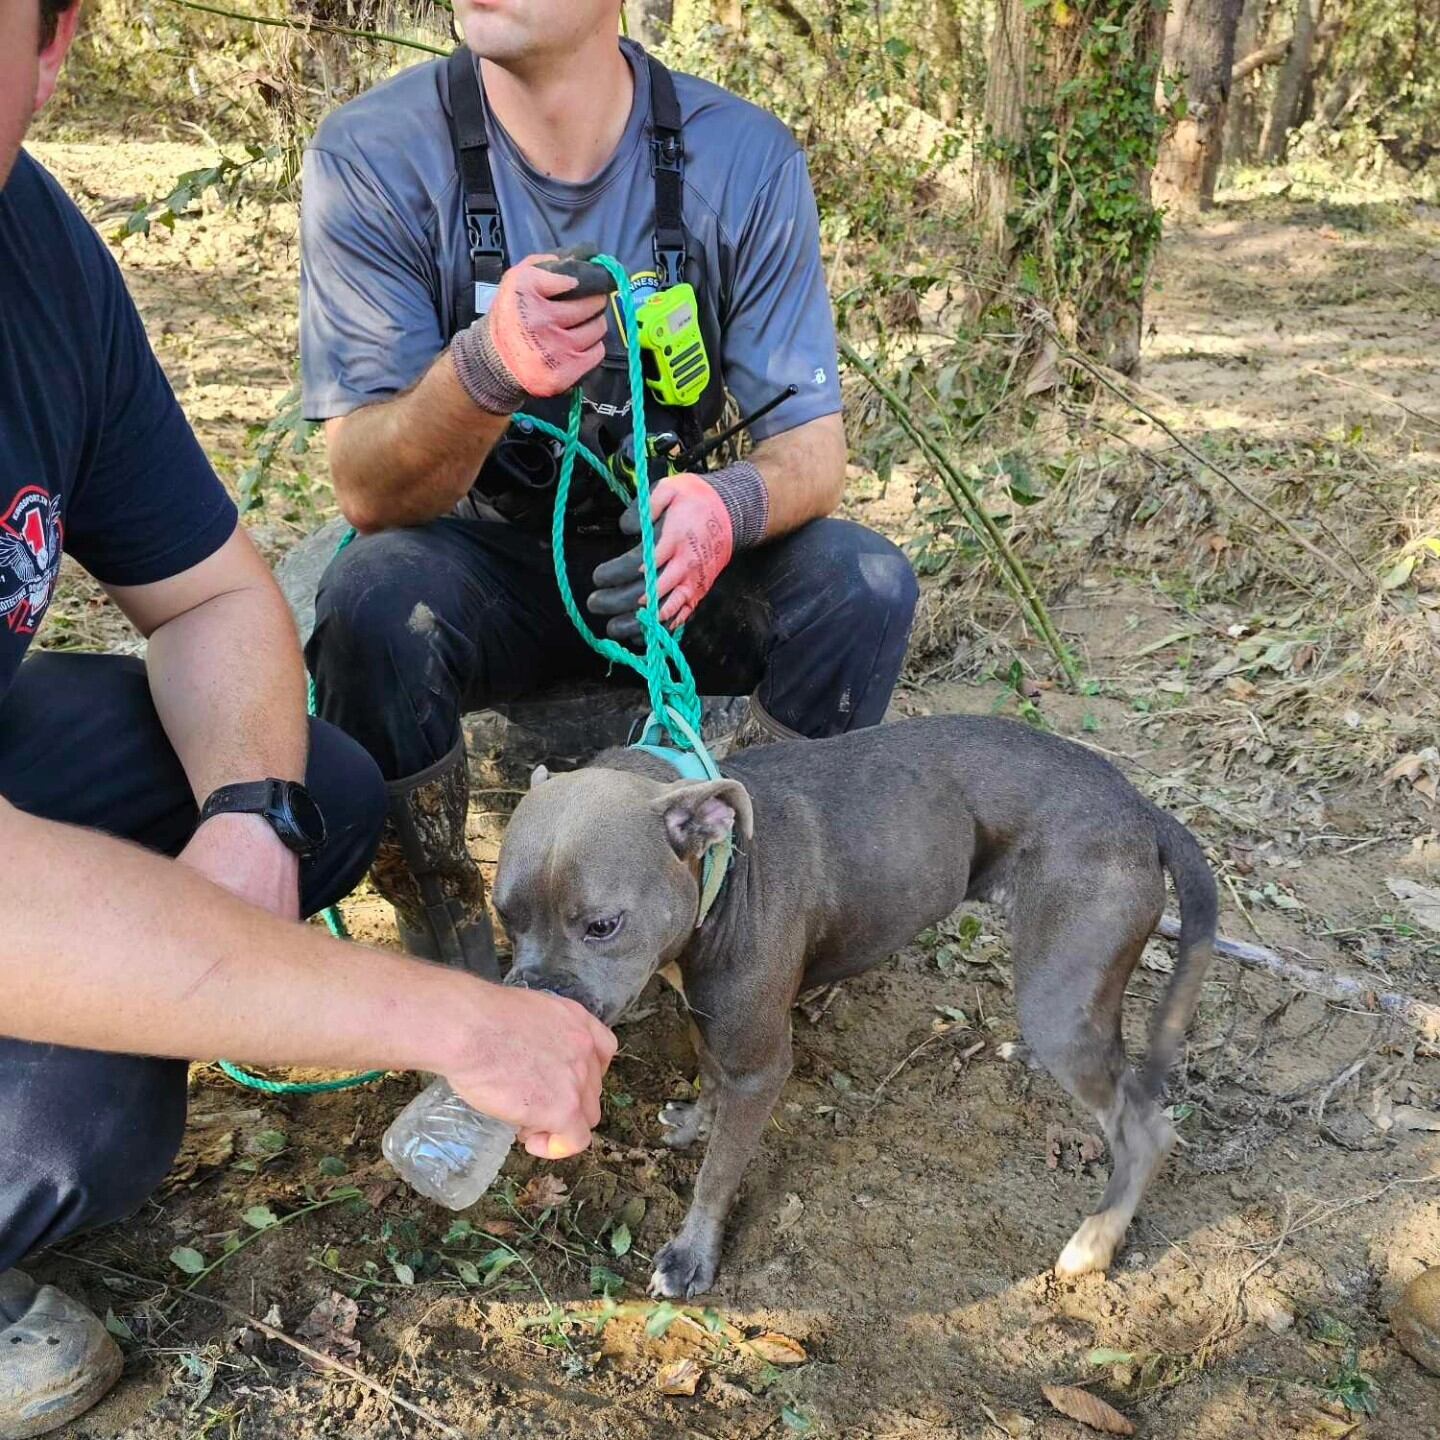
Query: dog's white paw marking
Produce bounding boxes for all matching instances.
[1055,1215,1121,1278]
[658,1100,709,1149]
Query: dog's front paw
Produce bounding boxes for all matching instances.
[1055,1213,1124,1278]
[658,1100,711,1149]
[649,1235,720,1299]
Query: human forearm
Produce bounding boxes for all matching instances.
[329,255,611,533]
[145,579,307,802]
[328,349,511,534]
[748,411,847,538]
[1,805,453,1070]
[0,802,615,1153]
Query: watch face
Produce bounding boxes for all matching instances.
[285,786,326,848]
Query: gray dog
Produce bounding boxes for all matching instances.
[494,715,1217,1299]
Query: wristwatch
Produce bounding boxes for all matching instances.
[198,779,327,859]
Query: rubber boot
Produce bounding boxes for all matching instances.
[0,1270,123,1439]
[724,694,804,754]
[370,740,498,980]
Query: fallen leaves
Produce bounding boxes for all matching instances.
[1041,1384,1135,1435]
[775,1193,805,1235]
[296,1290,361,1368]
[1045,1124,1106,1171]
[517,1175,570,1213]
[1367,1085,1440,1134]
[743,1332,808,1366]
[1382,748,1439,803]
[160,1129,234,1195]
[1386,877,1440,934]
[655,1358,703,1396]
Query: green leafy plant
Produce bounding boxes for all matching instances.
[114,144,285,240]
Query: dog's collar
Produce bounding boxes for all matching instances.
[631,732,733,930]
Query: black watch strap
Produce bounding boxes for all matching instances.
[198,779,326,858]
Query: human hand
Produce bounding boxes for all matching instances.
[178,812,301,922]
[587,473,736,641]
[445,984,617,1159]
[487,251,611,397]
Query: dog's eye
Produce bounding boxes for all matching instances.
[585,914,624,942]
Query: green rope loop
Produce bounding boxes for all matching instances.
[216,1059,387,1094]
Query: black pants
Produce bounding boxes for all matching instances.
[0,653,385,1273]
[308,515,920,780]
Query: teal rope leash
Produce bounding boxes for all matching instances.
[532,252,710,752]
[220,525,384,1095]
[219,252,718,1096]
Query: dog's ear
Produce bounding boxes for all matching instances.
[652,779,754,861]
[530,764,551,790]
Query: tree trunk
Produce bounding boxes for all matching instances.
[1260,0,1319,161]
[935,0,966,125]
[981,0,1167,373]
[1152,0,1246,211]
[980,0,1028,255]
[1224,0,1262,161]
[625,0,673,49]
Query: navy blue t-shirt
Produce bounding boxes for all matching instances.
[0,151,237,698]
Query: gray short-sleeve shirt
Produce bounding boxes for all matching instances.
[299,42,842,445]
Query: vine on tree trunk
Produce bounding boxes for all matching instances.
[985,0,1173,371]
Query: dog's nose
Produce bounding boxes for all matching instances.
[503,968,601,1018]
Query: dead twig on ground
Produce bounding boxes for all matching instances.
[1199,1192,1295,1361]
[1304,365,1440,433]
[1156,914,1440,1040]
[58,1256,464,1438]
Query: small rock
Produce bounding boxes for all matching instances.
[1392,1267,1440,1374]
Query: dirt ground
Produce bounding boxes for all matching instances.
[21,129,1440,1440]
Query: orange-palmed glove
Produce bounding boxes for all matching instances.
[449,251,610,414]
[587,463,769,642]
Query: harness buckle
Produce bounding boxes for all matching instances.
[654,241,685,289]
[465,208,505,261]
[652,133,682,173]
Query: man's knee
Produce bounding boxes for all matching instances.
[301,720,386,913]
[307,529,478,775]
[310,530,452,687]
[794,519,919,635]
[0,1046,186,1270]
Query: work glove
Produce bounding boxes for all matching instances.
[449,247,613,415]
[587,463,769,642]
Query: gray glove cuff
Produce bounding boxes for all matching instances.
[449,316,527,417]
[704,460,769,551]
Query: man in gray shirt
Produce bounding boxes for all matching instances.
[300,0,919,974]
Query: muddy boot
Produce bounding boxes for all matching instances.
[371,740,498,979]
[723,694,803,754]
[0,1270,123,1438]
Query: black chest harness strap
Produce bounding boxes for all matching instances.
[446,43,688,336]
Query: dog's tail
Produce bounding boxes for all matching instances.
[1143,812,1218,1099]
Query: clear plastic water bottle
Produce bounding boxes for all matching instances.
[381,1078,516,1210]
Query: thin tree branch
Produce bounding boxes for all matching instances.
[838,336,1082,687]
[153,0,450,56]
[1231,17,1338,81]
[1156,913,1440,1041]
[765,0,815,37]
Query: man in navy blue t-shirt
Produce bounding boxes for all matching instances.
[0,2,616,1432]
